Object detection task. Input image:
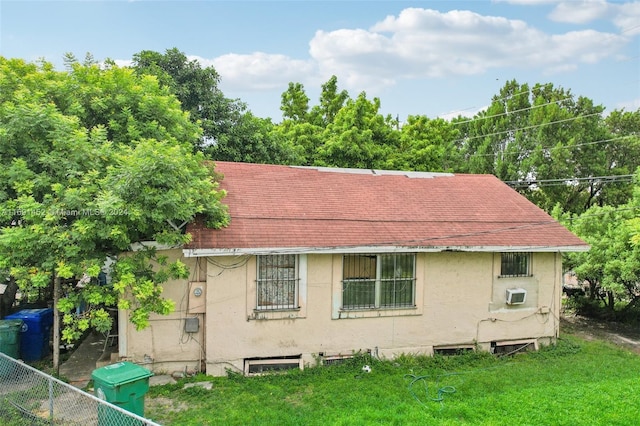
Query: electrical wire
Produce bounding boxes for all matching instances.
[454,112,602,144]
[462,135,636,158]
[207,255,251,269]
[437,86,538,118]
[451,96,576,126]
[505,174,636,188]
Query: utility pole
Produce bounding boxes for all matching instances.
[52,274,60,373]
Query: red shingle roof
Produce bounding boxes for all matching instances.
[185,162,588,254]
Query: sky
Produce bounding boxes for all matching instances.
[1,0,639,122]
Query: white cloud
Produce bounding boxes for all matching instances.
[548,0,610,24]
[613,2,640,35]
[137,6,633,100]
[191,53,316,91]
[547,30,624,63]
[506,0,640,34]
[306,8,627,90]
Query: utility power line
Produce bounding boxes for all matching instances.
[467,135,635,158]
[454,112,602,144]
[505,174,635,189]
[452,96,576,126]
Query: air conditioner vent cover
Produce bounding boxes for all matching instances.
[506,288,527,305]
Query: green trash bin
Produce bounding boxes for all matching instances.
[92,361,153,419]
[0,319,23,359]
[0,319,23,378]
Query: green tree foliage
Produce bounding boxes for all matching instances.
[309,75,349,127]
[455,80,533,178]
[271,119,323,166]
[131,48,231,150]
[457,79,640,215]
[560,170,640,314]
[272,77,638,218]
[131,48,298,164]
[599,109,640,206]
[317,92,398,169]
[273,80,327,165]
[207,112,302,164]
[392,116,461,172]
[0,56,228,341]
[276,77,406,169]
[280,82,310,122]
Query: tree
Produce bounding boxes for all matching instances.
[309,75,349,127]
[271,119,323,166]
[391,116,461,172]
[132,48,233,150]
[0,57,228,367]
[280,82,310,122]
[455,79,532,177]
[204,112,303,164]
[132,48,298,164]
[598,109,640,207]
[456,80,635,215]
[560,169,640,315]
[316,92,398,169]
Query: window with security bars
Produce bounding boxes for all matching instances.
[342,253,415,310]
[500,252,531,277]
[257,255,298,310]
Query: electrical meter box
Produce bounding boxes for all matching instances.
[188,281,206,314]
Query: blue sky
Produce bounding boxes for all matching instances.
[1,0,639,121]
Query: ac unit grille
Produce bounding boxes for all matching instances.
[506,288,527,305]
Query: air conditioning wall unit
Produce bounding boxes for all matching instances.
[506,288,527,305]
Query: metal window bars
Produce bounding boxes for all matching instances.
[342,253,416,310]
[256,254,298,310]
[500,252,531,277]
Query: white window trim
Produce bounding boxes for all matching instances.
[334,253,420,319]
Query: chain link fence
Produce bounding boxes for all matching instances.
[0,352,161,426]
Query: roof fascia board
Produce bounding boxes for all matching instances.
[183,245,589,257]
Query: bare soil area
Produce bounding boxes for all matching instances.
[560,313,640,354]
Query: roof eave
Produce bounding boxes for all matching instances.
[183,244,590,257]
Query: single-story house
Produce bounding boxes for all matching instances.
[117,162,589,376]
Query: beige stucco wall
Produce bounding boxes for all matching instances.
[120,249,207,374]
[122,250,562,376]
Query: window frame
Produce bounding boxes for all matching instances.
[499,252,532,278]
[256,254,300,311]
[341,253,416,310]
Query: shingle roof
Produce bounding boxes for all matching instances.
[184,162,588,254]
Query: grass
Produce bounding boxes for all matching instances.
[145,336,640,425]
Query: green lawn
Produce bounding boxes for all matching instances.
[146,336,640,425]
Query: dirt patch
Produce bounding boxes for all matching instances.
[561,313,640,354]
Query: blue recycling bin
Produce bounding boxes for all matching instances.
[5,308,53,361]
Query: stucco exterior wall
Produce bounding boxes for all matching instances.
[203,251,561,376]
[120,249,206,374]
[122,250,562,376]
